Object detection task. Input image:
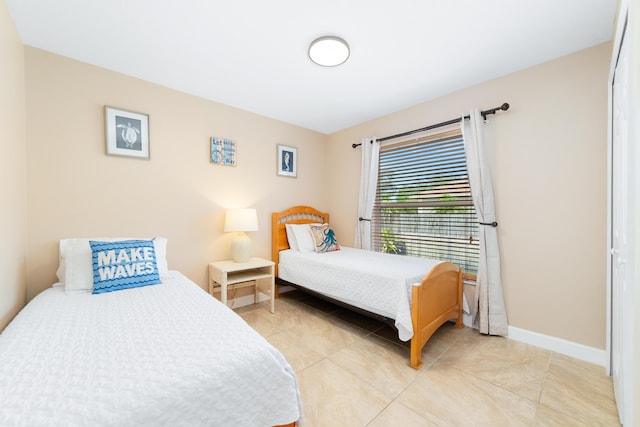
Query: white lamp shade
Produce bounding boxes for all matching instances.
[224,208,259,232]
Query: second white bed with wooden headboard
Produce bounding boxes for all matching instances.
[272,205,463,369]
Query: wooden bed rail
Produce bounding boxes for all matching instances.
[463,273,477,283]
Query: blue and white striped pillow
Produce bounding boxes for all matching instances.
[89,239,162,294]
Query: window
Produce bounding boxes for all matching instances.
[372,130,479,274]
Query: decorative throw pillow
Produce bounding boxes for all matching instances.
[310,224,340,253]
[59,237,169,294]
[89,239,162,294]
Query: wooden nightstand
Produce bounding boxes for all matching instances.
[208,257,275,313]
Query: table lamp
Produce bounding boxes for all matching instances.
[224,208,259,262]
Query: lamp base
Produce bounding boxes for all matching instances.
[230,232,251,263]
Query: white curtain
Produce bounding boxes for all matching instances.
[461,110,508,336]
[355,138,380,250]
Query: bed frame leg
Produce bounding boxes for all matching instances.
[410,339,423,369]
[455,315,464,329]
[455,270,464,329]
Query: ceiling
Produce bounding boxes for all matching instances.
[6,1,616,134]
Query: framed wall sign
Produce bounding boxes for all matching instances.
[105,106,150,159]
[277,144,297,177]
[211,137,237,166]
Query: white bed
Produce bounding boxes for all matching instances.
[0,239,301,427]
[272,206,463,369]
[279,248,442,341]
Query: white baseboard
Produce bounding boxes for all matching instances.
[223,293,271,310]
[214,284,294,310]
[463,312,473,327]
[508,326,607,367]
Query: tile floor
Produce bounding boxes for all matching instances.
[236,291,620,427]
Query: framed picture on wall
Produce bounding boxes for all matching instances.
[104,106,150,159]
[211,137,237,166]
[277,144,297,178]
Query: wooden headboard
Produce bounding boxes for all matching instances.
[271,205,329,276]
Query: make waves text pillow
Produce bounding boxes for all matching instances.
[89,239,162,294]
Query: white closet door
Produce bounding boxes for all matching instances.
[610,12,633,425]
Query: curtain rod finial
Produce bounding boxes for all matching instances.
[500,103,509,111]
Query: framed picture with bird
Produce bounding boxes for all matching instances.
[105,106,150,159]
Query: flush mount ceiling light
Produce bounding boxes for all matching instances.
[308,36,350,67]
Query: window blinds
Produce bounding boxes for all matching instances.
[372,131,479,274]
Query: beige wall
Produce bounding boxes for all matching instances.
[24,48,327,300]
[0,0,27,330]
[326,43,611,350]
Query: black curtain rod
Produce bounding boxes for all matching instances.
[351,103,510,148]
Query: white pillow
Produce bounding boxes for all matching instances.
[287,224,319,253]
[285,224,299,251]
[58,237,169,294]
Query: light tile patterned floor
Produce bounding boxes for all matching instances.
[236,291,620,427]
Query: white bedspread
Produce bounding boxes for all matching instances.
[0,272,301,426]
[278,247,442,341]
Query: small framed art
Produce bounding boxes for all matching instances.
[104,106,150,159]
[277,144,297,177]
[211,137,237,166]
